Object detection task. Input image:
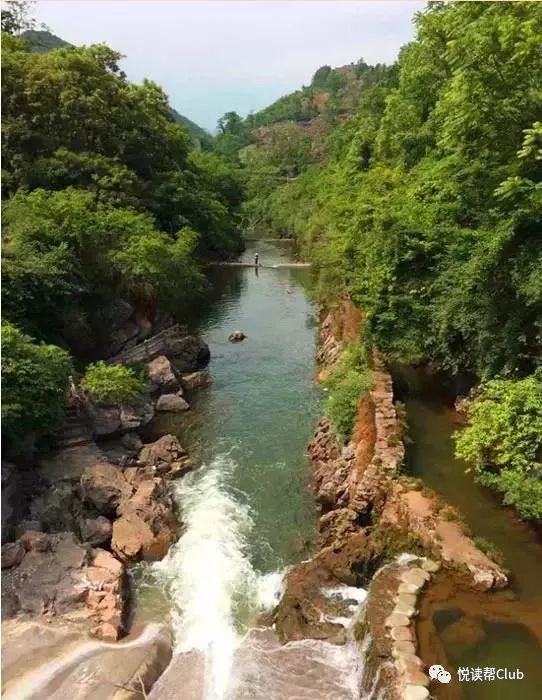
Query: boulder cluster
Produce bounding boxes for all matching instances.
[1,432,188,641]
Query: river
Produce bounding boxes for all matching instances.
[133,242,542,700]
[138,240,329,697]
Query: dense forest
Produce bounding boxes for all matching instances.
[215,2,542,520]
[1,3,243,451]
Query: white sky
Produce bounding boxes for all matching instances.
[32,1,424,131]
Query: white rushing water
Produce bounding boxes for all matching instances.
[153,451,370,700]
[153,454,283,700]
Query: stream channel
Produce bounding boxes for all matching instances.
[132,240,542,700]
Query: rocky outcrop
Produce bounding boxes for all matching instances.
[86,395,154,438]
[3,431,187,647]
[146,355,181,394]
[156,392,190,412]
[80,461,178,564]
[138,434,192,479]
[2,620,172,700]
[380,484,507,590]
[279,300,509,700]
[107,325,210,373]
[1,532,125,640]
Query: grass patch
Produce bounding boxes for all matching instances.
[324,343,371,441]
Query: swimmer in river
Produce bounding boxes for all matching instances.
[254,252,259,267]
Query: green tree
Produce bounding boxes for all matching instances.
[81,361,146,404]
[455,372,542,521]
[2,322,72,446]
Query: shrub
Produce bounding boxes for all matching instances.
[81,361,146,404]
[455,370,542,521]
[324,344,371,440]
[1,322,72,445]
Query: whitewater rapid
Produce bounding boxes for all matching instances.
[153,454,284,699]
[152,452,370,700]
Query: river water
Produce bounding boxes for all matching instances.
[140,240,358,698]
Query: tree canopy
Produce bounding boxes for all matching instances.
[1,7,243,448]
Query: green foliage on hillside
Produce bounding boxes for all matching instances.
[1,9,243,448]
[1,323,72,447]
[241,2,542,378]
[231,2,542,518]
[455,372,542,521]
[21,28,70,52]
[81,361,146,404]
[169,106,213,148]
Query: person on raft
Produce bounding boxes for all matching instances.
[254,252,259,267]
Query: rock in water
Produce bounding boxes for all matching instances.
[156,393,190,413]
[181,370,210,392]
[138,434,191,478]
[146,355,181,394]
[228,330,246,342]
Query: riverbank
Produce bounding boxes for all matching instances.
[1,327,213,697]
[275,298,517,700]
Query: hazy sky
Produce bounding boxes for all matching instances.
[32,1,424,131]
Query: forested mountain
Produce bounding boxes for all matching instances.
[21,28,69,51]
[170,107,212,147]
[216,2,542,520]
[1,14,243,450]
[20,29,210,145]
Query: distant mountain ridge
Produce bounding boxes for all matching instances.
[22,29,70,52]
[20,30,209,143]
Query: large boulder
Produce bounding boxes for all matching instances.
[181,370,211,392]
[168,335,210,373]
[119,397,154,431]
[86,401,122,436]
[156,393,190,413]
[146,355,181,394]
[138,434,191,478]
[78,515,112,546]
[29,481,80,533]
[79,462,132,516]
[86,396,154,437]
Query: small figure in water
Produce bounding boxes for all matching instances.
[254,252,259,267]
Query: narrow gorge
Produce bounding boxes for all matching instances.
[2,3,541,700]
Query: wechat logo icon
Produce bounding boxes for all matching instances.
[429,664,452,684]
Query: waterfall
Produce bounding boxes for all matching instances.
[153,454,282,699]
